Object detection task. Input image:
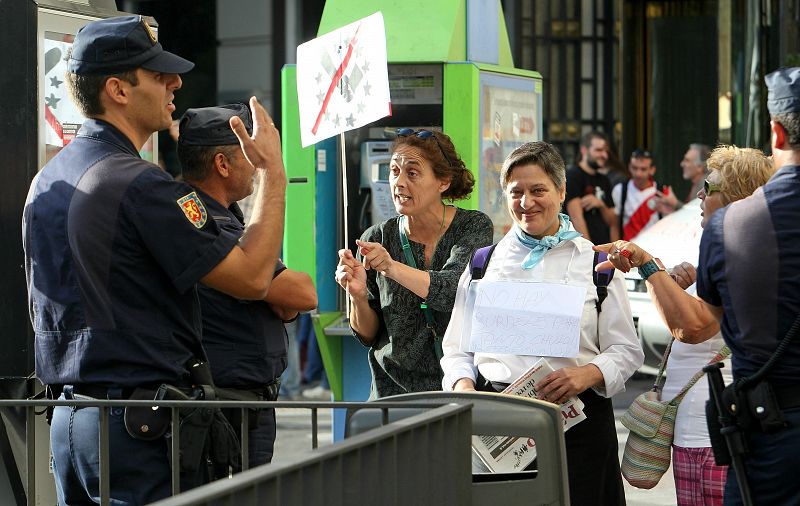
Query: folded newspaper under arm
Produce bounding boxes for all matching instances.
[472,358,587,473]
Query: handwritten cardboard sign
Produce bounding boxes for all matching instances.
[465,280,586,357]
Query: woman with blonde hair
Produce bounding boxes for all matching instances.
[596,144,774,505]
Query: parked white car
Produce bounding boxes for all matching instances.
[624,198,704,374]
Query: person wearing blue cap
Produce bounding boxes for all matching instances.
[691,67,800,504]
[23,15,287,505]
[177,104,317,475]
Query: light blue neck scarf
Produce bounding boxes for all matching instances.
[514,213,580,269]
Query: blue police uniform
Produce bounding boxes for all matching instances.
[23,117,238,504]
[195,194,288,469]
[21,14,226,505]
[697,67,800,505]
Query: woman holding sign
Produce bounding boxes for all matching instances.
[335,129,493,398]
[440,141,643,506]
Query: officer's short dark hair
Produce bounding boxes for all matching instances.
[65,49,139,117]
[178,144,240,183]
[773,112,800,149]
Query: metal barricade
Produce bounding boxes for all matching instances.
[151,402,472,506]
[346,392,570,506]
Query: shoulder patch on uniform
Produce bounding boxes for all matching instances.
[176,191,208,229]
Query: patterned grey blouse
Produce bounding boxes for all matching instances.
[353,208,494,398]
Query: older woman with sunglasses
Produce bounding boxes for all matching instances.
[595,145,774,506]
[441,141,643,506]
[335,129,493,398]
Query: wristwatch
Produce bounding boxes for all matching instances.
[638,257,666,281]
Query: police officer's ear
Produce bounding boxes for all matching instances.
[771,120,788,151]
[213,151,233,179]
[103,74,136,107]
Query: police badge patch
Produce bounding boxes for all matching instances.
[177,192,207,229]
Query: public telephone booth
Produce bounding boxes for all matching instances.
[0,1,157,502]
[281,0,544,440]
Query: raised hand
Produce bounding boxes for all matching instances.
[335,248,367,299]
[230,96,285,177]
[356,240,396,276]
[592,240,652,273]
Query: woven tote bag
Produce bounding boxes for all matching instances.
[620,341,730,489]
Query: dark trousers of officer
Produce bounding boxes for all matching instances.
[724,406,800,505]
[51,387,171,506]
[211,407,276,479]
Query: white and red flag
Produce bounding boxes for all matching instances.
[296,12,391,147]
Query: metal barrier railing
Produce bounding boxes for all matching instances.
[0,398,462,506]
[150,403,473,506]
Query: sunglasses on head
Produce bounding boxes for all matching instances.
[631,149,652,159]
[396,128,453,167]
[704,178,721,195]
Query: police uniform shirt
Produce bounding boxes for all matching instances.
[23,119,239,387]
[697,164,800,386]
[195,193,288,388]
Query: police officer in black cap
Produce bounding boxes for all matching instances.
[695,67,800,504]
[23,16,287,505]
[177,104,316,473]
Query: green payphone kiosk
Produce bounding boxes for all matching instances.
[281,0,543,440]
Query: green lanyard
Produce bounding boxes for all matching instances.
[398,216,443,360]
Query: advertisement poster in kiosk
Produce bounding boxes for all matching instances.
[479,73,540,241]
[41,29,156,166]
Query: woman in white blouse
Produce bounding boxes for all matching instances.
[441,141,643,506]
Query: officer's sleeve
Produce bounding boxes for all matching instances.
[125,169,239,294]
[696,210,724,307]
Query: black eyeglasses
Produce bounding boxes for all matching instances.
[704,178,721,195]
[631,149,653,159]
[396,128,453,167]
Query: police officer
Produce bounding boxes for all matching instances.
[695,67,800,504]
[23,16,286,505]
[177,104,317,472]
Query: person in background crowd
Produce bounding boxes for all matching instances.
[654,143,710,214]
[335,129,493,398]
[611,149,661,240]
[564,131,619,244]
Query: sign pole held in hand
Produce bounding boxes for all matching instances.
[296,12,392,318]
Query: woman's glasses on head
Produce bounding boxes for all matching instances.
[396,128,453,167]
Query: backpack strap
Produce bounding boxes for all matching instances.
[593,251,614,313]
[470,244,498,280]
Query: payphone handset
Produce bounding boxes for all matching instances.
[359,141,396,227]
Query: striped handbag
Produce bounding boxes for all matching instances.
[620,340,730,489]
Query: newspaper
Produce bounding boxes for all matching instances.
[472,358,587,473]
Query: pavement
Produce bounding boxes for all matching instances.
[270,375,676,504]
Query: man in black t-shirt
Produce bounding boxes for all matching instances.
[564,131,619,244]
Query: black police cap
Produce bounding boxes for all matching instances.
[68,15,194,75]
[178,104,253,147]
[766,67,800,115]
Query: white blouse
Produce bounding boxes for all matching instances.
[441,228,644,398]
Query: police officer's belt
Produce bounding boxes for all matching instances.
[216,380,281,403]
[69,384,162,399]
[772,383,800,410]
